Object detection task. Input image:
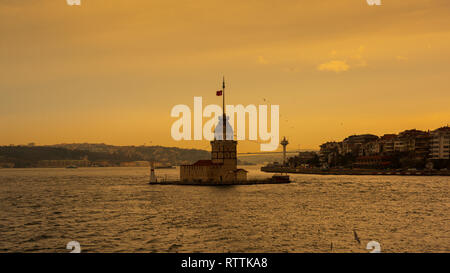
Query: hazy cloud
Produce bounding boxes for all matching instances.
[317,60,349,73]
[318,46,367,72]
[396,55,409,61]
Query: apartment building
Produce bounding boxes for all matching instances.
[394,129,430,158]
[430,126,450,159]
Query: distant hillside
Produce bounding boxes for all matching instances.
[0,144,210,168]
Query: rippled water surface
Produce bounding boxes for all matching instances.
[0,166,449,253]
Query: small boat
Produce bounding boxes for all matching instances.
[66,165,78,169]
[271,175,291,183]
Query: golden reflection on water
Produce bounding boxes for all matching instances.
[0,166,449,253]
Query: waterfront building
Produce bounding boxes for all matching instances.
[360,141,381,156]
[319,141,340,167]
[378,134,397,154]
[316,126,448,169]
[297,151,318,162]
[430,126,450,159]
[341,134,379,156]
[394,129,430,158]
[286,151,319,168]
[353,155,392,169]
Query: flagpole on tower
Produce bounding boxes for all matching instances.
[222,76,226,141]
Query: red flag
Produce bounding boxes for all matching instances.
[216,90,223,96]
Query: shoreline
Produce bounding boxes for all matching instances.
[0,166,177,169]
[149,179,292,186]
[261,166,450,176]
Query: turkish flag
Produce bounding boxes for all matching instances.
[216,90,223,96]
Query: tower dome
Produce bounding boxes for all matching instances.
[214,115,234,140]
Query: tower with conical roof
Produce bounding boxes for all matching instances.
[210,77,238,181]
[179,77,247,183]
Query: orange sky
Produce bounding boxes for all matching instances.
[1,0,450,152]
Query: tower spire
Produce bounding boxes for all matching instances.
[222,76,226,140]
